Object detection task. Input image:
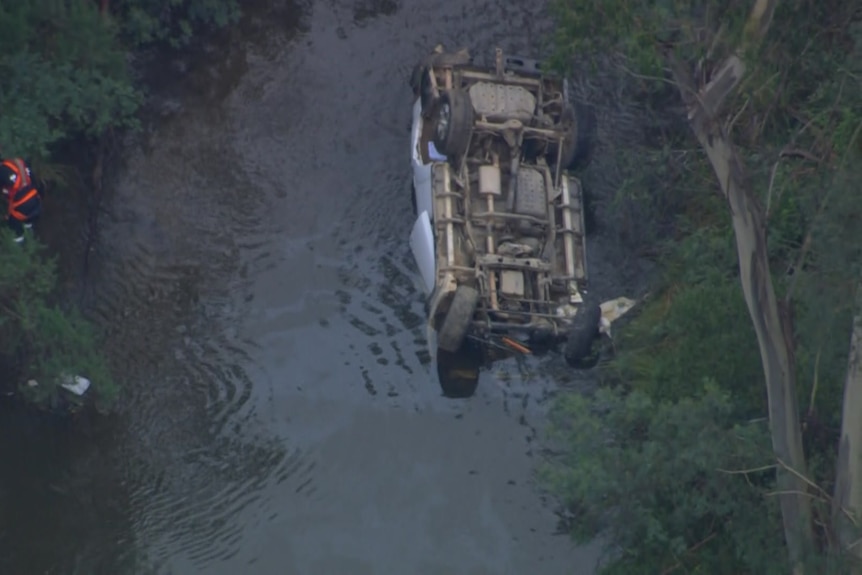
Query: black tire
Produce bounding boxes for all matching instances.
[432,89,474,159]
[552,102,597,171]
[581,183,597,236]
[410,64,423,95]
[527,330,557,357]
[437,285,479,353]
[437,339,482,399]
[564,302,602,369]
[413,66,435,114]
[413,48,472,114]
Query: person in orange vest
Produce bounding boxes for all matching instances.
[0,157,43,244]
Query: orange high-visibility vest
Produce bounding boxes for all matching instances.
[9,186,38,221]
[0,158,31,195]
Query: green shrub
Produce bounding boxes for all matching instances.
[0,231,116,411]
[0,0,141,158]
[113,0,240,47]
[543,383,785,574]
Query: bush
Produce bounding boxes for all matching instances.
[606,211,766,413]
[113,0,240,47]
[0,231,116,411]
[0,0,142,159]
[542,383,786,574]
[0,0,243,412]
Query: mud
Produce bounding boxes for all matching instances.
[0,0,652,573]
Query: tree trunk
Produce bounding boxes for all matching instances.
[659,1,814,567]
[666,34,814,573]
[833,288,862,573]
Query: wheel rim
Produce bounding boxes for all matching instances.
[435,102,450,144]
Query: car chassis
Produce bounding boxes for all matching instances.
[408,45,634,397]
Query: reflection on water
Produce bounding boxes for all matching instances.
[0,406,137,574]
[80,106,295,573]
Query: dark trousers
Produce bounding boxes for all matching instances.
[7,192,42,241]
[8,213,38,235]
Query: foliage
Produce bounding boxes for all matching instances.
[610,278,764,410]
[0,0,243,157]
[0,0,242,412]
[0,0,142,159]
[112,0,240,47]
[545,0,862,570]
[0,231,116,411]
[544,382,855,574]
[543,384,785,574]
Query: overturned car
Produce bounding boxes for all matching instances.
[408,45,634,398]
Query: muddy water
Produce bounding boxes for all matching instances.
[0,1,621,573]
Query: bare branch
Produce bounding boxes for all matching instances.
[726,95,750,135]
[807,350,821,418]
[781,148,822,163]
[659,532,718,575]
[743,0,780,48]
[765,489,828,502]
[773,456,861,528]
[776,457,829,499]
[765,157,781,218]
[704,22,726,62]
[618,62,677,87]
[717,464,778,475]
[691,55,746,122]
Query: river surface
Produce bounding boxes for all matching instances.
[0,0,646,573]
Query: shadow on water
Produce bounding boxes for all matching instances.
[0,404,143,574]
[137,0,311,107]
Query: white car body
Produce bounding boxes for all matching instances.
[409,97,439,297]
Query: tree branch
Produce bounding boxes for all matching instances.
[686,0,781,124]
[765,489,827,502]
[717,464,778,475]
[743,0,780,48]
[659,532,718,575]
[776,457,829,499]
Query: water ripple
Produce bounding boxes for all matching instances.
[77,91,302,570]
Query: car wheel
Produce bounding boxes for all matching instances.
[564,302,602,369]
[418,67,435,115]
[432,89,474,159]
[437,339,482,399]
[551,102,597,171]
[409,64,424,94]
[437,285,479,353]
